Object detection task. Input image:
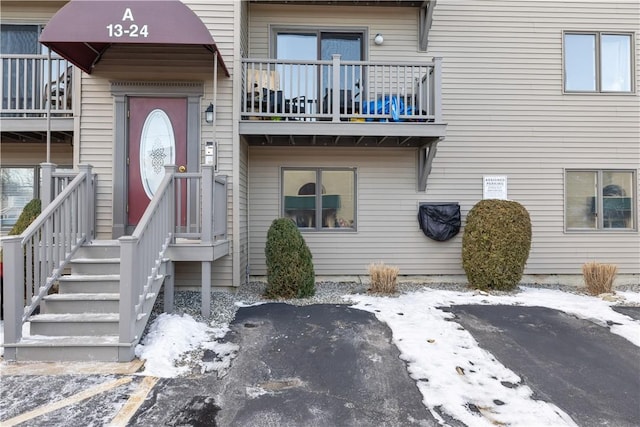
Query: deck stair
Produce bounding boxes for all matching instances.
[7,241,161,362]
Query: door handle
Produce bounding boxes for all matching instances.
[178,165,186,173]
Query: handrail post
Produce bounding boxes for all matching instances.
[40,162,56,209]
[332,54,341,122]
[433,57,443,122]
[118,236,137,349]
[210,175,228,240]
[164,165,177,240]
[3,236,24,359]
[201,165,214,244]
[78,164,94,240]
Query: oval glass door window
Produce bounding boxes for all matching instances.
[139,109,176,199]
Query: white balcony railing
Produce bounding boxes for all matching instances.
[241,55,442,123]
[1,54,74,116]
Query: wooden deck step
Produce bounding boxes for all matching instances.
[29,313,119,336]
[7,335,122,362]
[41,293,119,314]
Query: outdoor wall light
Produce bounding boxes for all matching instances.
[374,33,384,45]
[205,103,214,123]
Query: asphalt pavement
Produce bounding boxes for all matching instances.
[1,303,638,426]
[131,304,437,426]
[444,305,640,427]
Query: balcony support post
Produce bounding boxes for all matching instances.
[201,260,211,318]
[419,0,436,51]
[46,48,52,163]
[418,138,440,191]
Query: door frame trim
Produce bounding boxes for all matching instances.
[110,81,204,238]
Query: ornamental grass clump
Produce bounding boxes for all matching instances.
[462,199,532,291]
[368,261,399,294]
[264,217,315,299]
[582,261,617,295]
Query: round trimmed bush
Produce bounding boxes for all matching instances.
[265,217,315,298]
[9,199,41,236]
[462,199,531,291]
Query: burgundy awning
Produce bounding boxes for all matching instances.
[39,0,229,76]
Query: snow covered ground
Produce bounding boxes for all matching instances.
[131,286,640,427]
[1,285,638,426]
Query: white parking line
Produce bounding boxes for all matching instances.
[108,376,159,427]
[1,377,133,427]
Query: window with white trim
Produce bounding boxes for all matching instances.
[563,32,633,93]
[565,170,636,231]
[282,168,356,231]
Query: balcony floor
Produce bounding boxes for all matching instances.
[239,120,446,147]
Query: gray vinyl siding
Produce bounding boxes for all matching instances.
[0,1,65,22]
[246,1,640,276]
[428,0,640,275]
[247,4,419,58]
[248,147,464,276]
[75,0,236,286]
[0,1,74,168]
[0,143,72,166]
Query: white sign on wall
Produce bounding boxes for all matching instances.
[483,175,508,200]
[205,141,218,172]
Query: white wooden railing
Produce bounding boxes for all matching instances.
[1,54,74,116]
[2,165,95,359]
[2,163,227,360]
[119,165,176,351]
[118,165,228,351]
[241,55,442,122]
[171,167,228,241]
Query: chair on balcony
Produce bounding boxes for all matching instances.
[322,89,358,115]
[259,88,306,117]
[43,66,72,110]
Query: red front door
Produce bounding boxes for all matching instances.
[127,97,187,227]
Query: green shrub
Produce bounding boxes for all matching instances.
[462,199,531,291]
[264,218,315,298]
[9,199,41,236]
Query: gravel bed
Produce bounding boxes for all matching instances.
[141,280,639,375]
[148,280,640,331]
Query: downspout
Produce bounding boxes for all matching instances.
[212,50,218,161]
[201,50,220,318]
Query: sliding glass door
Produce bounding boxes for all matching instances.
[275,30,364,114]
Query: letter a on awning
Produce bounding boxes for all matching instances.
[39,0,229,76]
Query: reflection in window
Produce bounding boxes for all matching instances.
[601,34,631,92]
[275,30,364,113]
[0,167,35,234]
[282,168,356,231]
[564,32,633,93]
[564,34,596,92]
[566,170,635,230]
